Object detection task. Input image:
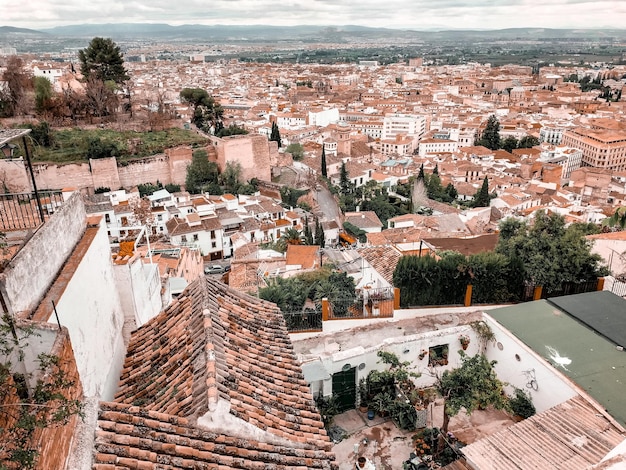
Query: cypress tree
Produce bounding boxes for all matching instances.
[472,176,491,208]
[270,122,282,148]
[321,147,327,178]
[417,163,425,180]
[478,115,501,150]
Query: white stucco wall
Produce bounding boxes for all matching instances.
[0,192,86,316]
[483,314,578,413]
[50,220,126,400]
[113,258,162,328]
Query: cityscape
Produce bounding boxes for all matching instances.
[1,9,626,470]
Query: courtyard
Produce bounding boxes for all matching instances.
[331,399,517,470]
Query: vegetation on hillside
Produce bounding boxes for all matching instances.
[21,127,207,163]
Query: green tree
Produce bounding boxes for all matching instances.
[180,88,223,134]
[495,211,608,291]
[518,135,539,148]
[339,162,352,195]
[314,218,325,248]
[603,206,626,229]
[33,77,53,115]
[501,136,519,153]
[320,147,327,178]
[216,124,248,137]
[270,122,282,148]
[417,163,425,181]
[78,37,129,85]
[477,115,501,150]
[303,216,314,245]
[219,161,242,194]
[285,143,304,161]
[282,227,303,246]
[437,352,509,434]
[280,186,307,208]
[185,149,219,194]
[471,176,491,208]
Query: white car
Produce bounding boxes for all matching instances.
[204,265,225,274]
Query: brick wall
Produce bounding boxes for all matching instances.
[0,325,82,470]
[33,328,83,470]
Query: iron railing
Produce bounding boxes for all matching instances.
[282,309,322,333]
[0,191,64,231]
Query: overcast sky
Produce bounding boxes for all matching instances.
[3,0,626,31]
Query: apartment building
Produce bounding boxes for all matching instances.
[562,128,626,171]
[539,145,583,180]
[382,113,427,141]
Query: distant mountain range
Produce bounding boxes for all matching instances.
[1,23,625,42]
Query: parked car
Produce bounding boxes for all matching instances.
[204,265,225,274]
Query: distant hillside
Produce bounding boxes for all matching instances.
[8,23,626,43]
[0,25,46,34]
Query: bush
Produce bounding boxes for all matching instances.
[509,388,535,419]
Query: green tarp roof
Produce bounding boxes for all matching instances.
[488,293,626,426]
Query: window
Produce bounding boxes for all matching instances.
[181,235,187,243]
[193,234,199,241]
[105,214,111,223]
[157,214,163,221]
[211,242,217,248]
[210,230,215,239]
[428,344,449,367]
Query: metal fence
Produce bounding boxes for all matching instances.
[0,191,64,231]
[520,279,601,302]
[282,309,322,333]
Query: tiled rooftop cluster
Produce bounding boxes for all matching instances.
[95,277,335,468]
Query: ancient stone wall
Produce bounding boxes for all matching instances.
[0,138,275,192]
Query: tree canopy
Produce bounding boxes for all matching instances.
[270,122,282,148]
[185,149,220,194]
[437,352,509,434]
[78,37,129,85]
[471,176,490,208]
[180,88,223,134]
[476,115,501,150]
[285,143,304,161]
[495,211,608,291]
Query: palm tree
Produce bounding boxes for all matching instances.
[282,227,304,245]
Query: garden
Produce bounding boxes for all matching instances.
[321,346,537,469]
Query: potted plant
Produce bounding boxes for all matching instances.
[418,349,428,360]
[459,335,470,350]
[509,387,536,420]
[371,392,394,417]
[358,378,369,413]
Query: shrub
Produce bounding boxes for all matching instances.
[509,387,536,419]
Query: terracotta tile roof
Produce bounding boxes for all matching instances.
[358,246,402,284]
[286,244,320,269]
[94,401,336,469]
[101,277,335,468]
[461,396,625,470]
[422,233,499,256]
[344,211,383,230]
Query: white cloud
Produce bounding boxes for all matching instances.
[3,0,625,30]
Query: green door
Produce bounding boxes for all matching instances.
[332,367,356,413]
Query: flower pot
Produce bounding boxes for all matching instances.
[461,343,469,350]
[359,404,369,413]
[367,410,375,420]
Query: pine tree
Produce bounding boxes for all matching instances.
[472,176,491,208]
[78,37,129,85]
[321,147,327,178]
[270,122,282,148]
